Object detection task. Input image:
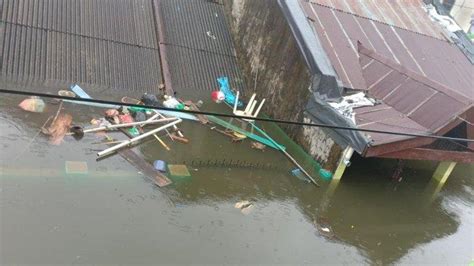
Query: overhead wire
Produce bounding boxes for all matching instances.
[0,88,473,144]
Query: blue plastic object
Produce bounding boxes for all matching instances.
[153,160,167,173]
[217,77,243,107]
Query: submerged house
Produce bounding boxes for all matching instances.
[1,0,471,182]
[224,0,473,180]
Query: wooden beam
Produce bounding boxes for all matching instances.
[378,148,474,164]
[364,137,433,157]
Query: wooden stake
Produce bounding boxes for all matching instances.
[153,134,171,151]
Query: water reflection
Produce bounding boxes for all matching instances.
[1,94,473,264]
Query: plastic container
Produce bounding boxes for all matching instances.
[153,160,167,173]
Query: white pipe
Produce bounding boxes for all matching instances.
[245,94,256,114]
[83,117,178,133]
[152,110,184,138]
[233,91,240,114]
[143,113,161,125]
[97,119,182,157]
[248,100,257,116]
[253,99,266,117]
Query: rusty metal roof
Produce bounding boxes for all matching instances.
[308,0,446,39]
[299,1,474,99]
[0,0,163,96]
[355,43,473,157]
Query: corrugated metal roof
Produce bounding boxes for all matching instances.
[155,0,244,98]
[355,43,473,156]
[299,1,474,99]
[358,43,471,131]
[308,0,446,39]
[0,0,163,95]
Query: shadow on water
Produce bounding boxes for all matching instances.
[1,93,473,265]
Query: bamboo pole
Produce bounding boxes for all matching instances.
[153,134,171,151]
[152,110,184,138]
[250,123,320,187]
[97,119,182,157]
[83,117,177,133]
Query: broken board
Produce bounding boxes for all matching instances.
[117,148,172,187]
[105,118,172,187]
[187,101,209,124]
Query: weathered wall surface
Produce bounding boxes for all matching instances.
[223,0,342,170]
[223,0,311,136]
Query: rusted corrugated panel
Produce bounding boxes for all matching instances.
[300,1,474,100]
[155,0,244,97]
[355,103,429,146]
[0,0,163,95]
[355,43,472,150]
[309,0,445,39]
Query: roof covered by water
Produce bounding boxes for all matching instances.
[294,0,473,160]
[0,0,163,95]
[299,0,473,98]
[0,0,243,100]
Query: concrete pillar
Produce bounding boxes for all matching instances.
[332,147,354,180]
[432,161,457,184]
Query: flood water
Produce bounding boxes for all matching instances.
[1,94,473,265]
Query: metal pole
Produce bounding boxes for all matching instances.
[97,119,182,157]
[84,117,178,133]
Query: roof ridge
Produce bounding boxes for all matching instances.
[308,1,450,44]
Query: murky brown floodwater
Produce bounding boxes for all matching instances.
[1,94,473,265]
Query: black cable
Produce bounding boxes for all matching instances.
[1,88,473,143]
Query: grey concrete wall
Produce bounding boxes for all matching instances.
[223,0,342,171]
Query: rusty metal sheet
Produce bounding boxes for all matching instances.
[355,102,429,146]
[358,43,471,135]
[300,1,473,102]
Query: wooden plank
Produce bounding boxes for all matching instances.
[379,148,474,164]
[188,102,209,124]
[116,148,172,187]
[105,118,172,187]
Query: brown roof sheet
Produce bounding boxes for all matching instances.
[299,1,474,98]
[309,0,445,39]
[355,43,473,156]
[358,43,471,131]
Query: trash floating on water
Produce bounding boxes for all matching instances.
[314,217,336,239]
[58,90,76,98]
[65,161,88,175]
[235,200,252,209]
[153,160,167,173]
[319,169,333,181]
[251,142,266,151]
[168,164,191,177]
[18,97,45,113]
[46,114,72,145]
[235,200,254,215]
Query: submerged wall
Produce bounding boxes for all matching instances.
[223,0,343,171]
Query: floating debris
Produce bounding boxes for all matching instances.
[235,200,254,215]
[18,97,45,113]
[46,114,72,145]
[65,161,88,175]
[168,164,191,177]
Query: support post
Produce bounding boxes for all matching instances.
[333,147,354,180]
[432,161,457,184]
